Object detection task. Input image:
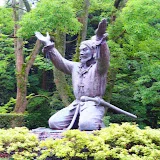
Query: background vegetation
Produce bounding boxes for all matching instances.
[0,0,159,129]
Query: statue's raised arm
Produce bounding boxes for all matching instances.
[35,31,74,74]
[91,18,110,74]
[95,18,108,42]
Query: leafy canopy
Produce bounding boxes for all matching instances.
[18,0,82,38]
[0,7,14,34]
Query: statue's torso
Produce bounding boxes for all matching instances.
[72,63,107,100]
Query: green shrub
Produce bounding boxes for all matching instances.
[0,123,160,160]
[0,113,24,128]
[103,116,110,127]
[0,127,39,160]
[24,96,51,129]
[0,96,51,129]
[39,123,160,160]
[0,97,16,114]
[108,113,147,129]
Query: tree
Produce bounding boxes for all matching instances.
[53,31,71,106]
[11,0,41,113]
[14,0,81,112]
[1,0,159,128]
[107,0,160,127]
[73,0,90,61]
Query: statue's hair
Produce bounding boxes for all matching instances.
[80,40,96,50]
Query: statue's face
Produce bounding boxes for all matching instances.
[79,44,92,64]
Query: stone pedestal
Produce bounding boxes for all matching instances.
[31,128,94,141]
[31,127,66,140]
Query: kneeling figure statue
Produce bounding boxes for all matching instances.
[35,19,110,131]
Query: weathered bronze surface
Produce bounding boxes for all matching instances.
[35,19,111,130]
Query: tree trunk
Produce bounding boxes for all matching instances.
[22,0,31,12]
[13,0,27,113]
[14,73,28,113]
[14,38,41,113]
[13,0,41,113]
[80,0,90,41]
[74,0,90,61]
[54,31,71,106]
[105,68,117,103]
[114,0,122,8]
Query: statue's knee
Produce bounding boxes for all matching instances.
[79,120,97,131]
[79,120,88,130]
[48,118,55,129]
[79,117,104,131]
[48,116,59,129]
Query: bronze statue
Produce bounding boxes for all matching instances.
[35,19,136,131]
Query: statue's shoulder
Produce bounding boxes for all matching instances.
[72,61,81,67]
[70,61,81,71]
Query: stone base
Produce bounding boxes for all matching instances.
[31,127,66,140]
[31,127,94,141]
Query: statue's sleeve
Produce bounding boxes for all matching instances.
[43,45,74,75]
[96,41,110,75]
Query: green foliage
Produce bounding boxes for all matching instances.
[33,55,54,70]
[0,123,160,159]
[106,0,160,128]
[121,0,159,43]
[71,0,114,18]
[0,33,15,105]
[0,0,159,129]
[0,127,39,160]
[39,123,160,160]
[0,94,51,130]
[108,40,126,68]
[0,113,24,128]
[0,9,15,105]
[0,98,16,113]
[18,0,82,38]
[25,94,51,129]
[49,90,67,116]
[103,116,110,127]
[84,0,114,39]
[0,7,14,34]
[89,0,114,16]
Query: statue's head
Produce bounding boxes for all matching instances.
[79,40,96,64]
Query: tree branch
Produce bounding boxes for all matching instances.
[12,6,27,12]
[66,37,77,44]
[22,0,31,12]
[26,40,41,75]
[27,95,49,103]
[152,55,160,60]
[114,0,122,9]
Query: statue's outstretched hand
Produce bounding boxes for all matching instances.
[95,18,108,41]
[35,32,54,46]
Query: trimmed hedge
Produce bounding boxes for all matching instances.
[0,113,50,129]
[0,123,160,160]
[0,113,24,128]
